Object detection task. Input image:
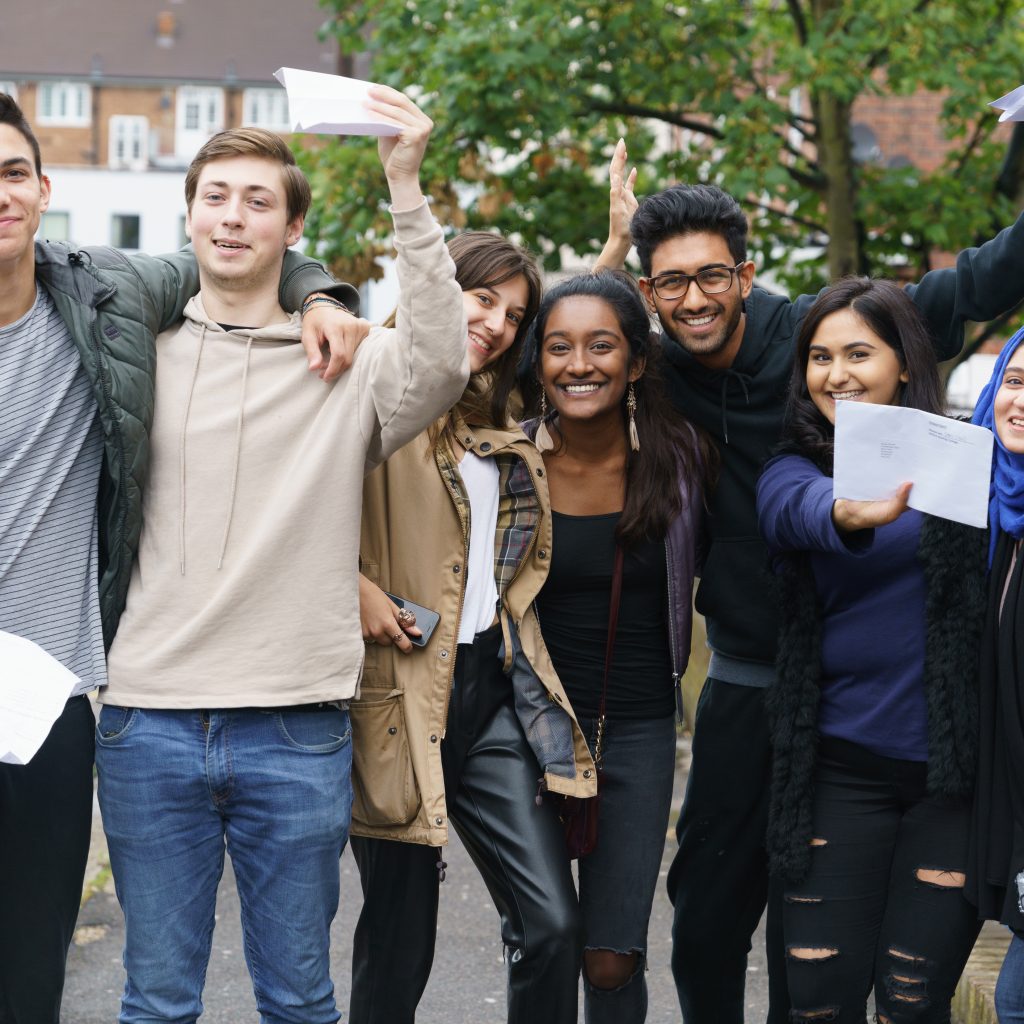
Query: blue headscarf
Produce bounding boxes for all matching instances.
[971,326,1024,564]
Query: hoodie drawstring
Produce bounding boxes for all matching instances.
[217,335,253,570]
[719,368,752,445]
[178,326,207,575]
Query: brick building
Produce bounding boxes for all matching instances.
[0,0,357,252]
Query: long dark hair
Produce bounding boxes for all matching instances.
[782,277,945,472]
[383,231,542,452]
[531,271,715,548]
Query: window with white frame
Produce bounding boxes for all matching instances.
[37,82,91,127]
[40,211,70,242]
[242,88,291,131]
[175,87,224,159]
[0,82,17,102]
[109,116,149,169]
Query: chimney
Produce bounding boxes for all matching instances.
[156,11,176,48]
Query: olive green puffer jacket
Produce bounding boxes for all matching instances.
[33,240,350,647]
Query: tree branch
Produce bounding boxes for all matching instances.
[744,196,826,234]
[952,118,992,179]
[785,0,809,45]
[588,100,724,139]
[946,301,1024,373]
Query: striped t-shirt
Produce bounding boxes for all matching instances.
[0,286,106,692]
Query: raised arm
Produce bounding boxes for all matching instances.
[593,138,638,273]
[907,210,1024,361]
[357,86,469,468]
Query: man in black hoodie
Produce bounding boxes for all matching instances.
[608,183,1024,1021]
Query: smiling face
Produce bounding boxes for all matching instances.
[186,155,303,295]
[0,123,50,272]
[993,354,1024,455]
[805,308,908,424]
[539,294,642,424]
[639,230,753,370]
[462,273,530,374]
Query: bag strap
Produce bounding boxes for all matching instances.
[593,543,625,767]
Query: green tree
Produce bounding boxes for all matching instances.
[301,0,1024,305]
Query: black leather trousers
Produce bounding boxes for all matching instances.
[349,623,582,1024]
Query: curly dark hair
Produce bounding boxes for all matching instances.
[782,277,946,472]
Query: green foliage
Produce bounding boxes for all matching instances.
[305,0,1024,295]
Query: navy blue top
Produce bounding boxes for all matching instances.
[757,454,929,762]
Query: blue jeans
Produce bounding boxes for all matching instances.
[997,933,1024,1022]
[95,705,352,1024]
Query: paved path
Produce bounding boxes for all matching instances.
[62,741,772,1022]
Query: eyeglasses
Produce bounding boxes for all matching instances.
[646,263,747,300]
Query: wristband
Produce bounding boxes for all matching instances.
[301,294,352,317]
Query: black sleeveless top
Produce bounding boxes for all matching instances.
[534,511,674,720]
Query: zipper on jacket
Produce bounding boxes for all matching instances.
[665,541,684,720]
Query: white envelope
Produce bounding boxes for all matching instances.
[990,84,1024,123]
[832,401,994,529]
[273,67,401,137]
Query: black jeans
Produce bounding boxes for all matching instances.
[667,677,790,1023]
[349,624,582,1024]
[784,738,980,1023]
[0,695,94,1024]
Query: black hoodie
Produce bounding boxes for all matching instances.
[662,210,1024,675]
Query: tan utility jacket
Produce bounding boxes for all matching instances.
[352,417,597,846]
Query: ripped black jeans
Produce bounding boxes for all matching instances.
[782,738,980,1023]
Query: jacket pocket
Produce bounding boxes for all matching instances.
[350,688,421,827]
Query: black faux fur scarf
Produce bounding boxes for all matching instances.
[765,512,988,885]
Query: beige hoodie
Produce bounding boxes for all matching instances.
[102,200,468,708]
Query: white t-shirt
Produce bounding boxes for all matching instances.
[457,451,500,645]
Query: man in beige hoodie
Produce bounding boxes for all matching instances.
[94,88,469,1024]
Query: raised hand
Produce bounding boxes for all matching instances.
[364,84,433,211]
[595,138,638,272]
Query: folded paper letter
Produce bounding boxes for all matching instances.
[833,401,993,529]
[273,67,402,136]
[990,84,1024,123]
[0,631,80,765]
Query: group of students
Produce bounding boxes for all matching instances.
[5,76,1024,1024]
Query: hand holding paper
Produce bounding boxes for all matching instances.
[833,480,913,533]
[363,84,434,210]
[274,67,402,136]
[832,401,993,528]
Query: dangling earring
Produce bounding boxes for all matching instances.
[627,383,640,452]
[535,388,555,452]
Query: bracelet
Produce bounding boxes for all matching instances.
[301,294,352,317]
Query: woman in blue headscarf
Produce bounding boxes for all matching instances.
[968,325,1024,1020]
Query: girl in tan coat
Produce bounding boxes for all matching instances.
[350,233,596,1024]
